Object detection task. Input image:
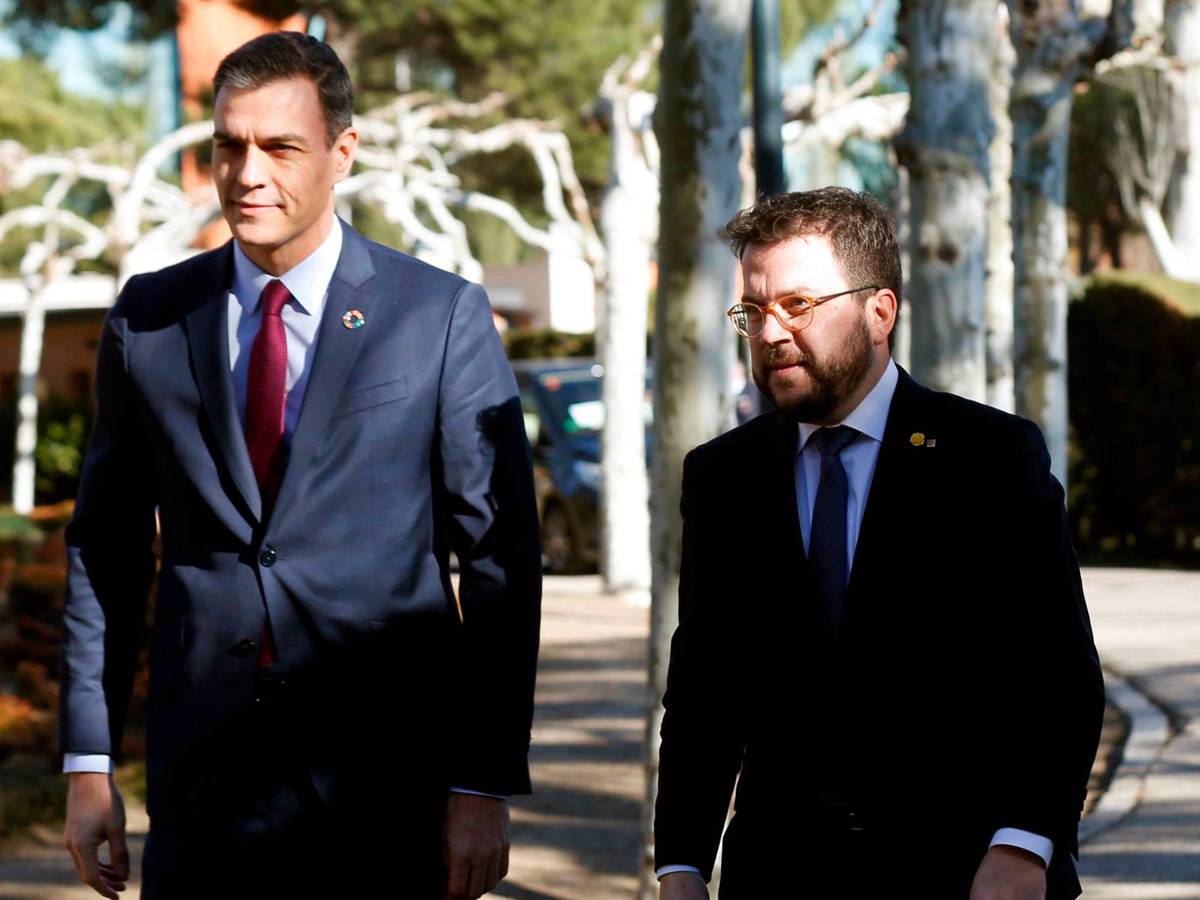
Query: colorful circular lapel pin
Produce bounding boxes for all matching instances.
[909,432,925,447]
[342,309,365,330]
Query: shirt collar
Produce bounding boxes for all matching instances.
[231,218,344,317]
[798,358,898,451]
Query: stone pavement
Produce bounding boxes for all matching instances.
[2,569,1198,899]
[1078,568,1200,899]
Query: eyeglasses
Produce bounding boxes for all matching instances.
[726,286,878,338]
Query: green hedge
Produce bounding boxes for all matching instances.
[504,328,596,360]
[1068,273,1200,565]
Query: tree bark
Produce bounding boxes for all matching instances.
[1165,0,1200,265]
[1009,0,1126,486]
[987,1,1016,413]
[643,0,750,894]
[599,50,658,595]
[896,0,997,402]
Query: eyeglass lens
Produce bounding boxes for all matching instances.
[731,298,813,336]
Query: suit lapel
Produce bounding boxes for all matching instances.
[845,368,926,608]
[269,223,379,525]
[184,244,263,523]
[770,412,805,561]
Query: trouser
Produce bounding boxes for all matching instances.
[142,674,448,899]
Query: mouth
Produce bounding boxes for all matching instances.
[234,202,277,218]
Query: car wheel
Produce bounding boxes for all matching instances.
[542,504,581,574]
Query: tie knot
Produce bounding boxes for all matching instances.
[810,425,858,458]
[259,280,291,318]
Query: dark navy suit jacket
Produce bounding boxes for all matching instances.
[654,368,1104,898]
[59,222,542,833]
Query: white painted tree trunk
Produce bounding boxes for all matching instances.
[1140,195,1200,279]
[1008,0,1125,486]
[1010,84,1075,486]
[896,0,996,401]
[1165,0,1200,265]
[13,281,46,514]
[643,0,749,895]
[986,2,1016,413]
[599,68,656,595]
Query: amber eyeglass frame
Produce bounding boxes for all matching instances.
[726,285,879,338]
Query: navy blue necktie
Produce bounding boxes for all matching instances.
[809,426,859,634]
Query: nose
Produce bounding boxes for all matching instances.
[236,145,269,190]
[758,303,792,344]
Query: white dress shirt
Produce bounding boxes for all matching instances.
[657,360,1052,880]
[64,223,502,801]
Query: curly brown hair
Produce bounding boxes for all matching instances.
[725,187,902,314]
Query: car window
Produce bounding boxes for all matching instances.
[537,365,652,436]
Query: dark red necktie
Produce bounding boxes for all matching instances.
[245,279,291,505]
[244,279,291,665]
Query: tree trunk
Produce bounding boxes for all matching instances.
[986,1,1016,413]
[1139,195,1199,278]
[1165,0,1200,265]
[1008,0,1126,486]
[895,0,996,402]
[599,84,655,595]
[13,280,45,514]
[643,0,750,894]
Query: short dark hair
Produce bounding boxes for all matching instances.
[213,31,354,147]
[726,187,903,315]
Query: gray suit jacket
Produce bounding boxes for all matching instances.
[59,221,542,828]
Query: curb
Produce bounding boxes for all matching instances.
[1079,668,1171,844]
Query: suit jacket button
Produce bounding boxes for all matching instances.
[231,639,257,658]
[259,546,277,567]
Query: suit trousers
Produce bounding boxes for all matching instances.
[141,674,448,899]
[716,803,991,899]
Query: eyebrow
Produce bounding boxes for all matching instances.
[212,130,310,147]
[740,288,814,306]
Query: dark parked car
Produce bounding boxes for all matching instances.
[512,358,650,573]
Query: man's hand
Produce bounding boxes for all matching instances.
[442,793,510,899]
[969,845,1048,900]
[658,870,709,899]
[64,772,129,899]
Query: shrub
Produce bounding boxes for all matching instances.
[1068,274,1200,565]
[504,328,596,360]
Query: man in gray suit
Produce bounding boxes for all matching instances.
[59,32,541,899]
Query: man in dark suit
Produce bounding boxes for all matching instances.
[59,32,541,900]
[654,188,1103,899]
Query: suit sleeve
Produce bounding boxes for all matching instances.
[59,293,159,760]
[988,418,1105,859]
[435,281,542,796]
[653,449,747,880]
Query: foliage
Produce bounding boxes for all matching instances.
[3,0,175,44]
[505,328,596,360]
[1088,268,1200,316]
[0,57,144,153]
[342,0,661,206]
[0,751,67,837]
[0,394,94,507]
[1068,78,1135,270]
[0,58,143,276]
[1068,274,1200,566]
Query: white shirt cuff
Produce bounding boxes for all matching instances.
[656,865,703,880]
[63,753,114,775]
[449,787,508,800]
[990,828,1053,868]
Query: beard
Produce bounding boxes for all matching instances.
[752,314,874,424]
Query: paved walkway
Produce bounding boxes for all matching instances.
[1078,568,1200,899]
[2,569,1197,899]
